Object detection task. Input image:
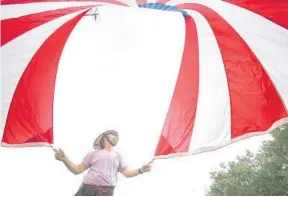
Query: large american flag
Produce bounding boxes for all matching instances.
[1,0,288,159]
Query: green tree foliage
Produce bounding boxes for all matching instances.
[206,124,288,196]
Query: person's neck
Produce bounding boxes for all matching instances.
[104,145,113,151]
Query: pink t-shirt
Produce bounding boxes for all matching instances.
[82,149,127,186]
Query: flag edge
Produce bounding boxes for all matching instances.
[153,117,288,160]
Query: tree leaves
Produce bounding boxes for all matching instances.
[206,124,288,196]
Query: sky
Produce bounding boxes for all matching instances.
[0,4,276,197]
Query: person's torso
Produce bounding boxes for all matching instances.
[83,149,121,186]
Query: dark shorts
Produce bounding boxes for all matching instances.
[74,184,115,196]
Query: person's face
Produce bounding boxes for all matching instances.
[105,134,118,146]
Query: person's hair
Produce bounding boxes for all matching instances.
[100,130,119,149]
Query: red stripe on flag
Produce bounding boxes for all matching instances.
[1,0,128,6]
[223,0,288,29]
[1,6,93,47]
[136,0,147,5]
[177,3,288,138]
[1,10,89,146]
[154,17,199,156]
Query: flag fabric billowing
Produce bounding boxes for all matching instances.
[1,0,288,159]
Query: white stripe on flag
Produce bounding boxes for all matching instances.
[1,2,103,19]
[52,5,185,161]
[187,10,231,152]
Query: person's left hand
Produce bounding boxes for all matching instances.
[140,160,154,173]
[53,148,66,162]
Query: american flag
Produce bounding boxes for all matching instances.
[1,0,288,159]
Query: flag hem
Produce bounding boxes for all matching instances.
[153,117,288,160]
[1,142,53,148]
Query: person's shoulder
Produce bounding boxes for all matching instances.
[86,150,101,156]
[113,151,123,159]
[112,150,120,155]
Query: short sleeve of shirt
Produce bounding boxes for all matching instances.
[118,154,128,172]
[83,151,95,168]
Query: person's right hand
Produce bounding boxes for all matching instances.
[53,148,66,161]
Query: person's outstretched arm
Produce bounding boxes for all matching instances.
[121,161,153,178]
[54,148,87,175]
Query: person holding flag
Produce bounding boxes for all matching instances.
[54,130,153,196]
